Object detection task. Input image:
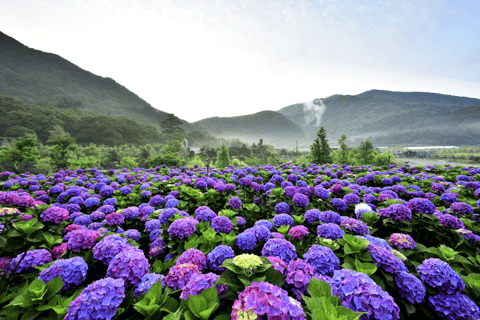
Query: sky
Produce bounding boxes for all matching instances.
[1,0,480,123]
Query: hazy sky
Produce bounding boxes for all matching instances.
[2,0,479,122]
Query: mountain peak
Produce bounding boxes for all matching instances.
[0,31,27,49]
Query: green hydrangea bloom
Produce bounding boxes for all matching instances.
[391,249,407,261]
[233,254,263,270]
[233,308,258,320]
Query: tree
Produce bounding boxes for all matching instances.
[158,114,184,136]
[0,134,39,172]
[337,133,351,165]
[358,140,376,165]
[216,144,230,169]
[47,135,78,169]
[238,144,252,159]
[310,126,332,165]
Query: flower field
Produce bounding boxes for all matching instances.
[0,162,480,320]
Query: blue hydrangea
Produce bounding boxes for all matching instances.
[194,206,217,222]
[254,219,273,231]
[207,245,235,272]
[38,257,88,292]
[168,218,199,239]
[180,272,220,300]
[427,292,480,320]
[64,277,125,320]
[106,247,150,287]
[416,258,465,294]
[9,249,52,274]
[177,248,207,271]
[361,234,393,251]
[211,216,233,233]
[394,272,426,304]
[236,231,257,252]
[275,202,291,214]
[331,198,347,213]
[92,235,130,266]
[73,215,92,226]
[125,229,141,241]
[273,214,294,228]
[133,273,165,298]
[246,226,271,242]
[366,244,408,275]
[261,238,297,264]
[317,223,345,240]
[303,245,340,276]
[318,210,342,224]
[145,219,161,234]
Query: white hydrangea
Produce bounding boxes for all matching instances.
[354,202,372,214]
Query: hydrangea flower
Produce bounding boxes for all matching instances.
[389,233,416,250]
[318,210,342,225]
[367,244,408,275]
[40,206,70,224]
[331,198,347,213]
[303,245,340,276]
[314,187,330,200]
[231,282,306,320]
[236,231,257,252]
[428,292,480,320]
[236,216,246,226]
[448,202,474,215]
[106,247,150,287]
[229,197,242,209]
[330,269,400,320]
[125,229,141,241]
[180,272,220,300]
[194,206,217,222]
[211,215,233,233]
[67,229,102,253]
[93,235,130,265]
[378,204,412,221]
[64,277,125,320]
[407,197,436,215]
[164,263,200,290]
[207,245,235,273]
[122,207,139,219]
[317,223,345,240]
[52,243,68,260]
[261,238,297,264]
[177,248,207,271]
[133,273,165,299]
[455,228,480,243]
[304,209,320,224]
[233,254,264,273]
[288,225,309,239]
[292,193,309,207]
[344,193,360,205]
[39,257,88,292]
[246,226,271,242]
[354,202,373,219]
[168,218,199,239]
[286,258,316,299]
[8,249,52,274]
[254,220,273,231]
[272,214,294,228]
[394,272,425,304]
[341,218,370,235]
[438,214,465,229]
[266,256,288,274]
[0,256,12,276]
[275,202,291,214]
[416,258,465,294]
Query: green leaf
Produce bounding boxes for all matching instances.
[7,292,33,309]
[19,309,43,320]
[219,259,244,274]
[307,278,333,299]
[263,267,286,288]
[354,258,377,276]
[28,279,47,300]
[44,276,63,300]
[184,310,200,320]
[188,295,208,319]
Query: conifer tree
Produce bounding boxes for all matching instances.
[337,133,350,165]
[358,140,376,165]
[216,144,230,169]
[311,126,332,165]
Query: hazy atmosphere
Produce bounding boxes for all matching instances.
[2,0,479,122]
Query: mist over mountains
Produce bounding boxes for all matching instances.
[1,30,479,149]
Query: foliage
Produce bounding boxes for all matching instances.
[311,126,332,165]
[216,144,230,169]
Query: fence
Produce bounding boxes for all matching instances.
[401,154,480,162]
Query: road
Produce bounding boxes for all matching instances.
[393,158,480,169]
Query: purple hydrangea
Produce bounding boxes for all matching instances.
[448,202,474,215]
[361,234,393,251]
[303,245,340,276]
[145,219,161,234]
[194,206,217,222]
[318,210,342,224]
[124,229,141,241]
[106,247,150,287]
[341,218,370,235]
[52,243,68,260]
[231,282,306,320]
[90,211,105,221]
[168,218,199,239]
[40,206,70,224]
[164,263,200,290]
[275,202,291,214]
[331,198,347,213]
[9,249,52,274]
[394,272,426,304]
[149,195,164,207]
[317,223,345,240]
[367,244,408,275]
[133,273,164,298]
[122,207,139,219]
[440,192,458,204]
[388,233,417,250]
[229,197,242,209]
[330,269,400,320]
[236,231,257,252]
[0,256,12,276]
[292,193,309,207]
[236,216,246,226]
[105,212,124,226]
[261,238,297,264]
[407,197,436,215]
[288,225,309,240]
[304,209,321,224]
[38,257,88,292]
[84,197,101,208]
[266,256,288,274]
[428,292,480,320]
[314,187,330,200]
[416,258,465,294]
[207,245,235,272]
[93,235,130,265]
[380,204,412,221]
[67,229,102,253]
[159,208,179,224]
[211,215,233,233]
[180,272,220,300]
[64,277,125,320]
[272,213,294,228]
[177,248,207,271]
[286,258,316,299]
[254,219,273,231]
[343,193,360,205]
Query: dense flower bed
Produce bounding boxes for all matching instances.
[0,161,479,320]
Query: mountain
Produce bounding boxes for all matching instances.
[194,111,305,147]
[277,90,480,147]
[0,31,198,132]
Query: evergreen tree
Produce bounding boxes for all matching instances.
[158,113,184,135]
[216,144,230,169]
[337,133,350,165]
[358,140,376,165]
[310,126,332,165]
